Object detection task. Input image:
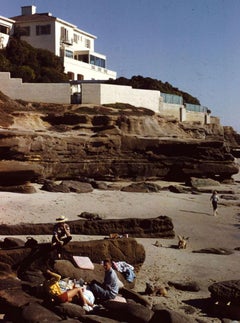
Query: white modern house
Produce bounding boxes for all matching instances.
[0,16,14,49]
[10,5,116,81]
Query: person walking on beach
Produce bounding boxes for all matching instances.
[52,216,72,258]
[90,258,119,301]
[210,190,219,216]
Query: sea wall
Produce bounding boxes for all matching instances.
[0,72,70,104]
[81,83,161,113]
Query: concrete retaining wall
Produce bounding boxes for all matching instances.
[159,101,184,120]
[186,110,206,124]
[81,83,160,113]
[0,72,212,126]
[0,72,70,104]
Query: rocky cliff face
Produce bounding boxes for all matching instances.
[0,93,238,185]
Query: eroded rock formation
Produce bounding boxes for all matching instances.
[0,93,239,185]
[0,216,174,238]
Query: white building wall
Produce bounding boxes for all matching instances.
[20,20,56,53]
[0,72,70,104]
[81,83,160,113]
[64,57,116,80]
[0,16,14,48]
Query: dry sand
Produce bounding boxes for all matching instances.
[0,165,240,322]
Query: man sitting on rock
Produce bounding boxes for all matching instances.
[90,258,119,301]
[52,216,72,258]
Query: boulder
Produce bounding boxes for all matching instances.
[62,180,94,193]
[54,260,107,286]
[186,177,220,188]
[80,314,121,322]
[120,287,151,307]
[0,237,25,248]
[0,184,36,193]
[54,302,85,319]
[192,248,233,255]
[41,180,70,193]
[149,309,198,323]
[21,302,62,322]
[0,277,39,311]
[220,194,239,200]
[64,238,145,270]
[121,182,161,193]
[102,300,154,323]
[0,261,15,278]
[208,280,240,305]
[168,185,188,193]
[168,280,200,292]
[0,161,43,186]
[78,212,102,220]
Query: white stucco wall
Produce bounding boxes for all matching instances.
[20,20,56,53]
[81,83,160,113]
[0,72,70,104]
[64,57,116,80]
[0,16,14,48]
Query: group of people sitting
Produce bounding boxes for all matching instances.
[44,259,119,311]
[47,216,120,311]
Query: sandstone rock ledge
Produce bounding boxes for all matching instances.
[0,216,175,238]
[0,96,238,185]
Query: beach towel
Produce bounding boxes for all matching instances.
[73,256,94,270]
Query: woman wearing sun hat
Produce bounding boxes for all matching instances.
[52,215,72,258]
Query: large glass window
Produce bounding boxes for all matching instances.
[76,54,89,63]
[36,24,51,35]
[65,50,73,58]
[90,55,105,68]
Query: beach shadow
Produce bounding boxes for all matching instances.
[182,297,216,318]
[179,209,210,216]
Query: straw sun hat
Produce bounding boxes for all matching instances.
[55,215,68,222]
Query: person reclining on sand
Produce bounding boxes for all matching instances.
[43,269,94,311]
[90,258,119,301]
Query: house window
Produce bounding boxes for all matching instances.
[85,38,90,48]
[77,54,89,63]
[60,27,72,44]
[68,71,74,80]
[0,25,10,35]
[36,24,51,35]
[73,33,79,43]
[14,25,30,36]
[90,55,106,68]
[77,74,84,80]
[65,50,73,58]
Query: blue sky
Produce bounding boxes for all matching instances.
[2,0,240,132]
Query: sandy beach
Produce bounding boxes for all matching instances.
[0,165,240,322]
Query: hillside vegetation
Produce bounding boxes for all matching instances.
[107,75,200,105]
[0,36,68,83]
[1,36,200,104]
